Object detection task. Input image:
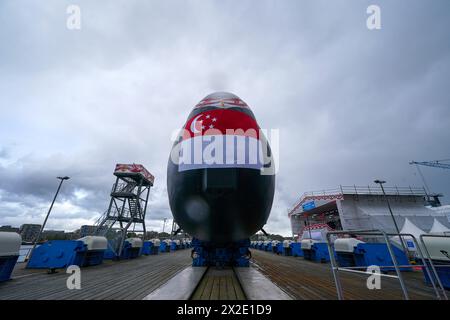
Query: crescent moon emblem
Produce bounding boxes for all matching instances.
[190,115,203,133]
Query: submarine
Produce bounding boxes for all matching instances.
[167,92,275,266]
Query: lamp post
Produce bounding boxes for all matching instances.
[26,176,70,262]
[162,218,167,234]
[374,179,408,256]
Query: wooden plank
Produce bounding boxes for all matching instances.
[231,271,246,300]
[0,250,192,300]
[250,249,437,300]
[210,275,220,300]
[190,268,245,301]
[225,276,235,300]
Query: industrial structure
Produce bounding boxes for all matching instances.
[94,164,154,258]
[288,185,450,239]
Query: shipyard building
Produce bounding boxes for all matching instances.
[289,185,450,239]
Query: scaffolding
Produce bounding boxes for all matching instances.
[95,164,154,257]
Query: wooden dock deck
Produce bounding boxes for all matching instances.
[250,249,440,300]
[0,248,443,300]
[0,250,191,300]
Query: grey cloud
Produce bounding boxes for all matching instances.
[0,0,449,235]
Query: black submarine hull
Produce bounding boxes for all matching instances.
[167,164,275,243]
[167,92,275,244]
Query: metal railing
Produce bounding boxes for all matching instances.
[288,185,427,216]
[111,182,137,194]
[419,234,450,300]
[325,229,447,300]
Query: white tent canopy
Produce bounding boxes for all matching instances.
[400,217,427,238]
[429,218,450,233]
[391,218,426,253]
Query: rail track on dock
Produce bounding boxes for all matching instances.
[189,267,246,300]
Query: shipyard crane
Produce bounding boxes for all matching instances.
[409,159,450,170]
[409,159,449,206]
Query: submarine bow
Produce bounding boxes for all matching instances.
[167,92,275,243]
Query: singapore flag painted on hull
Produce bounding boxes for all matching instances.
[176,109,267,172]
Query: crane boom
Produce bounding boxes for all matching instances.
[409,160,450,170]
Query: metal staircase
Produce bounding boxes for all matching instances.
[94,164,154,258]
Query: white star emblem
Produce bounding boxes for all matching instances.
[209,124,214,129]
[201,125,205,130]
[206,115,210,119]
[212,117,217,122]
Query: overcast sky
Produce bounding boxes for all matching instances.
[0,0,449,236]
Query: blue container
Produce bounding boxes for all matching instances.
[0,255,19,282]
[27,240,87,269]
[353,243,410,272]
[291,243,303,257]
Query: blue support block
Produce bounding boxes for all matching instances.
[103,247,117,260]
[353,243,411,272]
[103,239,120,260]
[276,243,283,254]
[272,245,278,253]
[191,238,251,267]
[120,242,142,259]
[159,241,170,253]
[142,241,152,255]
[142,241,159,255]
[0,255,19,282]
[27,240,87,269]
[303,243,331,263]
[82,251,104,266]
[336,252,356,267]
[103,240,142,260]
[170,241,178,251]
[282,246,292,256]
[290,243,303,257]
[422,260,450,290]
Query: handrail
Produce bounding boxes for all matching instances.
[111,182,137,194]
[325,229,447,300]
[419,234,450,300]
